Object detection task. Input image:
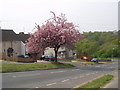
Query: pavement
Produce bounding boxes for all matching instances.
[1,59,119,89]
[102,69,119,89]
[103,74,118,88]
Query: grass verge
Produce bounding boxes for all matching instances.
[75,74,113,90]
[84,62,100,65]
[1,62,74,73]
[70,59,87,62]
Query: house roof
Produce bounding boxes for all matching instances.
[1,29,30,43]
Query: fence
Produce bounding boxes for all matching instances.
[5,57,36,63]
[1,53,36,63]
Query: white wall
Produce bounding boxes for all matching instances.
[44,47,55,56]
[21,41,25,56]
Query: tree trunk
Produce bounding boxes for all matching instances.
[54,47,59,63]
[54,50,58,62]
[32,53,38,62]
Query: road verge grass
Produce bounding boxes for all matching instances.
[70,59,86,62]
[1,62,74,73]
[75,74,113,90]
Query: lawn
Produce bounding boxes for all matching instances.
[1,62,74,72]
[76,74,113,89]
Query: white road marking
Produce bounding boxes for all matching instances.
[86,74,90,76]
[72,77,78,79]
[35,87,39,88]
[80,76,84,78]
[46,82,56,86]
[32,71,35,72]
[50,71,65,73]
[110,67,114,68]
[61,79,69,82]
[4,73,12,74]
[95,66,100,67]
[13,73,41,77]
[12,76,16,78]
[72,69,79,71]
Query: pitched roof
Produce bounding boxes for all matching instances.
[1,29,30,43]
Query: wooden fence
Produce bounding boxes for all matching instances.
[0,53,36,63]
[5,57,36,63]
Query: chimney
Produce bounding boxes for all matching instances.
[19,32,24,34]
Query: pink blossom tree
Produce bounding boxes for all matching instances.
[26,12,83,62]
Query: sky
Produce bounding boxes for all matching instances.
[0,0,119,34]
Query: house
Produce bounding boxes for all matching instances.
[44,45,76,59]
[0,29,30,60]
[57,45,76,59]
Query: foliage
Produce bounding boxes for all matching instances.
[26,12,83,62]
[76,31,118,58]
[76,40,99,57]
[93,39,118,58]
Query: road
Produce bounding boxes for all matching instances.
[2,60,118,89]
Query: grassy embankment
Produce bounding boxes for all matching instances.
[75,74,113,89]
[1,62,74,72]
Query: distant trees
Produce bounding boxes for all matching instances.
[26,12,83,62]
[76,40,99,57]
[76,31,118,58]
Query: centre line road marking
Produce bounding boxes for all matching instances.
[61,79,69,82]
[50,71,65,73]
[46,82,56,86]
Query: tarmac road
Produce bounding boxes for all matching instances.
[2,59,118,89]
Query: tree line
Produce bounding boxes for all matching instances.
[76,31,119,58]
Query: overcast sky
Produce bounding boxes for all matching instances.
[0,0,118,34]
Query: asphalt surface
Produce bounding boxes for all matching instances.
[2,60,118,89]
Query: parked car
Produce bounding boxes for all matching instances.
[91,58,98,63]
[81,56,92,62]
[41,55,55,61]
[18,55,31,58]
